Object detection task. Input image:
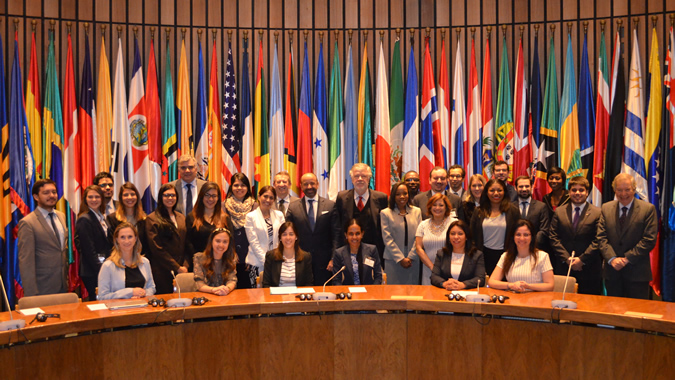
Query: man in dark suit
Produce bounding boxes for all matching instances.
[335,163,388,261]
[285,173,341,285]
[513,175,549,249]
[598,173,658,299]
[272,171,298,217]
[549,177,603,294]
[493,160,517,201]
[447,165,466,199]
[17,179,68,296]
[412,167,463,221]
[403,170,421,200]
[170,155,206,215]
[93,171,117,216]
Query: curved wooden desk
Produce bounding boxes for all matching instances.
[1,286,674,379]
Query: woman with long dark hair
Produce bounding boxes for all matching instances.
[431,220,485,290]
[186,182,233,271]
[106,182,148,254]
[262,222,313,287]
[224,173,257,289]
[194,228,237,295]
[246,186,285,287]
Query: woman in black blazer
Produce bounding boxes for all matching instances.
[262,222,313,287]
[75,185,113,300]
[332,219,383,285]
[431,220,485,290]
[106,182,148,254]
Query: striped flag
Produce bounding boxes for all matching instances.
[466,35,482,178]
[328,41,345,200]
[495,35,513,181]
[402,45,419,176]
[207,39,223,189]
[389,38,404,182]
[270,41,285,180]
[662,25,675,301]
[420,37,439,191]
[358,41,374,189]
[44,30,63,201]
[592,30,610,206]
[512,35,529,179]
[284,40,298,197]
[254,38,270,190]
[78,33,96,188]
[344,41,358,190]
[129,38,152,211]
[96,35,112,175]
[451,39,466,168]
[297,41,312,193]
[194,41,209,180]
[0,32,9,244]
[176,38,193,156]
[222,40,242,188]
[622,28,648,200]
[560,32,582,180]
[146,37,163,204]
[64,32,82,214]
[162,38,178,182]
[603,28,626,203]
[481,34,494,179]
[374,39,391,195]
[578,30,596,187]
[26,30,42,179]
[529,33,543,199]
[438,39,449,167]
[313,41,328,196]
[241,37,254,185]
[111,36,132,200]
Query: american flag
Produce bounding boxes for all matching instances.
[222,42,241,186]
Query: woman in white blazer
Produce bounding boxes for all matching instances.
[245,186,285,286]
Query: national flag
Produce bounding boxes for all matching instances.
[128,38,152,211]
[44,30,64,201]
[207,38,224,190]
[176,37,193,156]
[0,32,9,244]
[222,40,242,188]
[254,38,270,190]
[451,39,466,168]
[512,35,529,179]
[328,41,345,200]
[621,29,648,200]
[438,38,450,167]
[535,32,560,197]
[111,37,133,201]
[466,34,482,178]
[241,37,254,184]
[662,25,675,301]
[603,28,626,203]
[297,40,312,193]
[63,32,82,214]
[530,33,544,200]
[402,45,419,176]
[96,34,112,175]
[146,37,163,203]
[194,40,209,180]
[78,33,96,188]
[270,41,285,182]
[559,33,583,180]
[592,30,610,206]
[482,34,494,179]
[283,40,298,197]
[162,38,178,182]
[420,37,439,191]
[358,41,374,189]
[374,39,391,195]
[389,37,404,182]
[578,30,596,188]
[313,41,329,196]
[26,30,42,179]
[344,41,358,190]
[495,35,514,181]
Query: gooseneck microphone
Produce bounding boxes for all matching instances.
[551,251,578,309]
[313,266,346,301]
[166,270,193,308]
[465,278,491,303]
[0,274,26,331]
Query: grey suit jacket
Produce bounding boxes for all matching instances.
[412,190,463,221]
[597,199,658,282]
[17,209,68,296]
[170,178,207,214]
[513,198,550,248]
[549,202,602,267]
[380,206,422,263]
[272,195,299,217]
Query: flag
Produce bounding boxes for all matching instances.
[64,32,82,215]
[254,39,270,190]
[530,33,544,200]
[222,40,242,189]
[402,45,419,176]
[111,37,132,201]
[662,25,675,301]
[128,38,152,211]
[358,41,374,189]
[512,35,529,179]
[603,28,626,203]
[313,41,328,196]
[495,35,514,181]
[270,41,285,181]
[241,37,254,185]
[466,35,482,178]
[344,41,358,190]
[162,38,178,182]
[207,38,224,190]
[194,40,209,180]
[26,30,42,179]
[44,30,63,201]
[297,41,312,193]
[389,38,404,182]
[621,29,647,200]
[482,34,494,179]
[78,33,96,188]
[438,39,450,167]
[328,41,345,200]
[374,39,391,195]
[146,37,163,204]
[283,41,298,197]
[592,30,610,206]
[645,27,663,295]
[96,35,112,175]
[535,33,560,197]
[0,31,9,246]
[559,33,582,180]
[420,38,439,191]
[578,30,596,187]
[451,39,466,168]
[176,37,193,156]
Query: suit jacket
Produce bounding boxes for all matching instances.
[380,205,422,263]
[97,257,156,300]
[145,211,188,294]
[469,204,521,252]
[513,198,550,248]
[170,178,207,214]
[244,208,285,268]
[272,195,299,217]
[430,249,486,289]
[335,189,388,252]
[285,196,341,270]
[597,199,658,282]
[75,210,113,278]
[505,183,518,202]
[412,190,464,221]
[17,209,68,296]
[543,191,571,219]
[262,249,314,287]
[332,243,383,285]
[549,202,602,267]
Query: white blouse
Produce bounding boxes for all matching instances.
[496,250,553,287]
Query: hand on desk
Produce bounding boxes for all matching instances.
[211,285,230,296]
[443,279,466,291]
[131,288,146,298]
[509,281,529,292]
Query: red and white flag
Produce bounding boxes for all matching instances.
[512,36,529,179]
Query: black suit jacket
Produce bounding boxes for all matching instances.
[335,189,388,253]
[430,249,486,289]
[412,190,464,221]
[145,211,188,294]
[469,204,521,252]
[505,183,518,202]
[75,210,113,278]
[332,244,383,285]
[262,249,314,287]
[549,202,602,267]
[513,198,550,248]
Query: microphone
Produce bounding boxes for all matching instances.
[465,278,491,303]
[551,251,578,309]
[314,266,346,301]
[166,270,192,308]
[0,274,26,331]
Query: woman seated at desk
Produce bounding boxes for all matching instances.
[194,228,237,296]
[97,223,156,300]
[332,219,383,285]
[431,220,485,290]
[488,220,554,292]
[262,222,313,287]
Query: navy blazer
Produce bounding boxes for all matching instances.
[332,243,383,285]
[430,249,486,289]
[262,249,314,288]
[75,210,113,278]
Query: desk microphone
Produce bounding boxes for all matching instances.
[551,251,578,309]
[167,270,192,308]
[314,266,346,301]
[465,279,491,303]
[0,274,26,331]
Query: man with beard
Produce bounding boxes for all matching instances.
[412,167,463,221]
[513,175,549,249]
[93,172,116,216]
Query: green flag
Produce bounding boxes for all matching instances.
[328,41,344,200]
[494,35,513,179]
[389,38,404,182]
[162,38,177,182]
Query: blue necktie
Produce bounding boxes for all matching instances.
[49,212,61,247]
[185,183,193,215]
[307,199,315,231]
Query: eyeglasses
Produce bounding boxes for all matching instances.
[445,293,465,301]
[163,193,177,198]
[489,295,510,304]
[204,193,219,199]
[179,165,196,171]
[405,178,420,182]
[99,183,114,188]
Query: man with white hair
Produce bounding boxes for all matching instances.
[170,154,206,215]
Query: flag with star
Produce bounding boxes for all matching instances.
[495,34,514,181]
[221,40,242,189]
[313,40,329,197]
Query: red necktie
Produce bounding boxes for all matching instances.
[357,196,364,211]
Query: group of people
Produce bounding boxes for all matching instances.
[16,155,657,303]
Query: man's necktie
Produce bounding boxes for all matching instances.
[357,196,364,211]
[185,183,193,215]
[278,199,286,214]
[49,212,60,246]
[307,199,315,231]
[619,206,628,227]
[521,201,529,218]
[572,207,581,231]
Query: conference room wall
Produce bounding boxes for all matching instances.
[0,0,672,165]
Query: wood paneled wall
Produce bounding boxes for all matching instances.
[1,0,673,134]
